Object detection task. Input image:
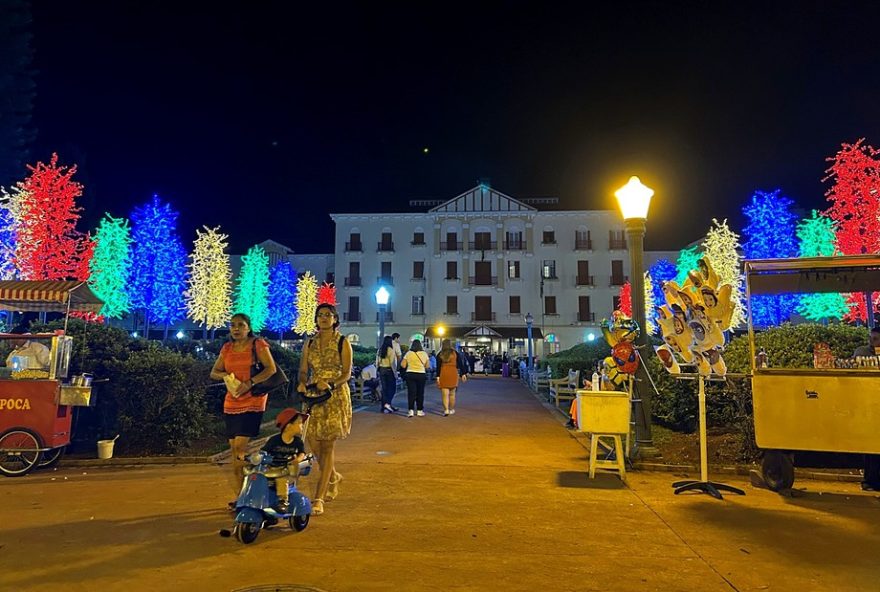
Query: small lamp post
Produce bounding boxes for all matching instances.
[614,176,659,457]
[375,285,390,349]
[525,312,534,372]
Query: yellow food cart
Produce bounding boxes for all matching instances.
[745,255,880,491]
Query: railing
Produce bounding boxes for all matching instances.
[541,273,559,280]
[541,239,557,245]
[345,241,362,252]
[377,242,395,252]
[468,275,498,286]
[577,312,596,322]
[468,241,497,251]
[411,239,426,246]
[411,310,425,316]
[344,276,362,286]
[575,275,594,286]
[376,276,394,286]
[470,312,496,322]
[575,238,593,250]
[445,276,460,281]
[503,240,526,251]
[375,312,395,322]
[440,241,463,251]
[343,312,361,322]
[411,276,426,281]
[610,275,628,286]
[609,239,627,250]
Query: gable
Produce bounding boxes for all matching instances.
[429,185,537,213]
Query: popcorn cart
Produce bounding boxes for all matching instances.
[0,281,103,477]
[745,255,880,491]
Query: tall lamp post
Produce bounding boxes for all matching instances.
[614,176,659,458]
[375,285,390,350]
[525,312,534,372]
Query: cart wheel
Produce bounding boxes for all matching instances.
[0,428,42,477]
[762,450,795,492]
[235,522,260,544]
[289,513,309,532]
[37,446,66,469]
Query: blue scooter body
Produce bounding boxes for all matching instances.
[234,452,312,526]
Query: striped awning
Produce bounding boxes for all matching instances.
[0,281,104,313]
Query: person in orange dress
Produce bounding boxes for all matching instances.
[436,339,468,416]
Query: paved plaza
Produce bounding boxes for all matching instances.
[1,376,878,592]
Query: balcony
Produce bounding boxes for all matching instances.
[503,240,526,251]
[344,276,362,287]
[468,241,497,251]
[376,276,394,286]
[610,275,629,286]
[541,273,559,281]
[411,310,425,316]
[575,238,593,250]
[377,241,395,253]
[411,276,426,282]
[375,312,395,323]
[410,240,426,246]
[469,275,498,286]
[470,312,496,322]
[440,241,462,251]
[343,312,361,322]
[577,312,596,323]
[609,239,627,250]
[575,275,595,287]
[345,241,363,252]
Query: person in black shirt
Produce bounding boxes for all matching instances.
[262,408,308,512]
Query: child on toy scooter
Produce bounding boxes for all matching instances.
[261,408,308,512]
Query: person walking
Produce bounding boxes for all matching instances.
[377,335,399,414]
[401,339,429,416]
[296,303,353,515]
[436,339,468,416]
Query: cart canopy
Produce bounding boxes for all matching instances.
[744,255,880,296]
[0,281,104,313]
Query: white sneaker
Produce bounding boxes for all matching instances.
[407,410,414,417]
[416,410,425,417]
[449,409,456,415]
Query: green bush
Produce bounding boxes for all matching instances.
[545,341,611,380]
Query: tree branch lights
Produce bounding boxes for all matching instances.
[617,276,655,333]
[648,259,676,313]
[234,245,270,333]
[796,210,850,321]
[317,282,337,306]
[618,282,632,316]
[89,214,133,319]
[185,226,232,330]
[266,262,297,336]
[294,272,318,336]
[675,246,702,285]
[14,154,93,280]
[702,219,745,328]
[0,201,17,280]
[742,190,800,326]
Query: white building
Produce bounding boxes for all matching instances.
[329,184,676,356]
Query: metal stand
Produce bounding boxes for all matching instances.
[672,374,745,500]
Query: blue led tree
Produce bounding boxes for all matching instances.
[266,261,298,339]
[129,196,187,337]
[0,201,16,280]
[742,189,800,326]
[648,258,676,304]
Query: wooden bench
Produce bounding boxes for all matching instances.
[549,370,580,410]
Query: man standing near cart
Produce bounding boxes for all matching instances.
[5,325,50,371]
[854,326,880,491]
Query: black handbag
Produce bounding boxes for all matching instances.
[250,339,289,395]
[301,383,333,406]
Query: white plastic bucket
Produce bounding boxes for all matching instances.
[97,439,115,460]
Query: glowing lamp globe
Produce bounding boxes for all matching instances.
[375,286,390,305]
[436,325,446,336]
[615,176,654,220]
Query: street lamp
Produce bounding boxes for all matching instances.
[525,312,534,372]
[614,175,659,458]
[375,285,390,349]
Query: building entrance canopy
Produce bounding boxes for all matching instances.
[425,325,544,340]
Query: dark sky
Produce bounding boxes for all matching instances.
[27,1,880,254]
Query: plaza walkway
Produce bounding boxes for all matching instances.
[0,375,878,591]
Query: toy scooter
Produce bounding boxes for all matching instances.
[220,451,314,544]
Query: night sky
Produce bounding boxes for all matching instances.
[26,1,880,254]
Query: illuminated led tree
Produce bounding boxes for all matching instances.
[234,245,270,333]
[648,259,676,307]
[797,210,850,321]
[294,271,318,336]
[617,281,632,316]
[185,226,233,336]
[0,201,17,280]
[266,262,297,339]
[618,274,655,333]
[317,282,337,306]
[742,189,800,326]
[675,245,702,285]
[823,139,880,322]
[129,197,187,334]
[89,214,133,319]
[13,154,93,280]
[702,219,745,327]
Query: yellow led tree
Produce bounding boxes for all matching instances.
[185,226,233,336]
[294,271,318,335]
[701,219,745,327]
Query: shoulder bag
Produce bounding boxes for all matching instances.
[250,338,290,395]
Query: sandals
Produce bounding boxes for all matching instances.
[326,471,343,501]
[311,498,324,515]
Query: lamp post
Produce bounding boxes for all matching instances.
[614,176,659,458]
[525,312,534,372]
[375,285,390,349]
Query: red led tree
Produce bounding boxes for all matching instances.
[14,153,94,280]
[824,139,880,322]
[617,281,632,316]
[317,282,337,306]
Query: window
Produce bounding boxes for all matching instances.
[542,260,557,279]
[474,261,492,285]
[474,296,493,321]
[609,230,627,250]
[413,261,424,279]
[446,296,458,315]
[509,295,521,314]
[325,272,335,284]
[576,260,591,286]
[613,295,621,311]
[412,296,425,315]
[444,231,459,251]
[542,230,556,244]
[508,260,520,279]
[611,260,626,285]
[578,296,592,322]
[412,231,425,245]
[381,261,392,283]
[446,261,458,279]
[544,296,557,315]
[379,232,394,251]
[345,296,360,322]
[347,232,362,251]
[575,229,592,250]
[347,262,360,286]
[474,231,492,250]
[505,230,524,250]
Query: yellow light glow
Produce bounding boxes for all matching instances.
[614,176,654,220]
[436,325,446,336]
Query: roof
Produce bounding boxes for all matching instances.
[0,281,104,313]
[429,185,537,213]
[425,325,544,339]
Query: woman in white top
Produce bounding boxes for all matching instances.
[400,339,430,417]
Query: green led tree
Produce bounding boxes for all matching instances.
[796,210,850,321]
[234,245,270,333]
[185,226,232,338]
[89,214,133,319]
[675,245,702,285]
[702,219,745,327]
